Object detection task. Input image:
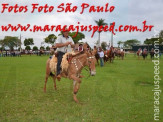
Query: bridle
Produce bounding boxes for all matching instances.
[70,54,95,75]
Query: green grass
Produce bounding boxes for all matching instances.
[0,54,162,122]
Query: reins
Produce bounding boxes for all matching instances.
[70,54,95,79]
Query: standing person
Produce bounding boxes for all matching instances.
[98,47,104,67]
[55,28,74,81]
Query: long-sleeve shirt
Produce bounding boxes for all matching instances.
[98,51,104,58]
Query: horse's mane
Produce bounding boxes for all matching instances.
[72,51,87,59]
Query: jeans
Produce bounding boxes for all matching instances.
[57,51,65,76]
[100,57,104,67]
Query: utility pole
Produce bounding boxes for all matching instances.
[20,34,22,52]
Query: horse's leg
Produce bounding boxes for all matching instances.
[44,59,50,92]
[73,80,80,103]
[44,73,49,92]
[69,75,81,103]
[52,75,57,90]
[97,58,99,65]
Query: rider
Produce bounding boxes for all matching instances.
[151,48,154,52]
[138,48,142,55]
[55,28,74,81]
[143,47,147,52]
[120,48,123,52]
[106,43,110,51]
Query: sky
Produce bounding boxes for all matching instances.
[0,0,163,48]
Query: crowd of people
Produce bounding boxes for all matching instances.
[0,50,21,57]
[0,50,52,57]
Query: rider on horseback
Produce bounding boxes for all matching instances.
[55,28,74,81]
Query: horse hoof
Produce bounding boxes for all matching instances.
[73,96,79,103]
[74,99,79,103]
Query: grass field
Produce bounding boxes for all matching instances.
[0,54,162,122]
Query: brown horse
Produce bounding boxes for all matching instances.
[106,47,114,63]
[150,49,155,59]
[142,50,148,60]
[44,43,97,103]
[136,50,142,59]
[120,51,124,60]
[118,50,124,60]
[114,49,124,60]
[104,51,109,62]
[95,52,100,65]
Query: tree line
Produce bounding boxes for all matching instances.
[100,30,163,50]
[0,32,85,51]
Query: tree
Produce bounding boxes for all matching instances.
[46,46,50,51]
[124,39,140,48]
[33,46,38,51]
[69,32,85,43]
[159,30,163,44]
[18,47,21,51]
[117,41,124,48]
[144,37,162,45]
[58,32,85,44]
[95,18,108,46]
[159,30,163,39]
[44,34,57,45]
[0,36,20,50]
[101,42,107,50]
[24,38,34,47]
[143,30,163,46]
[25,46,31,50]
[40,46,45,50]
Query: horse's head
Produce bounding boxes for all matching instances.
[82,43,96,76]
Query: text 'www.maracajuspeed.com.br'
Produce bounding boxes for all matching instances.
[0,21,154,37]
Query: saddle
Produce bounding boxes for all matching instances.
[50,44,85,74]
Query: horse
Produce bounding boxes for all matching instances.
[136,50,142,59]
[106,47,114,63]
[93,46,100,65]
[150,50,155,59]
[120,51,124,60]
[104,51,109,62]
[142,50,148,60]
[44,43,97,103]
[115,49,124,60]
[95,53,100,65]
[95,50,109,63]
